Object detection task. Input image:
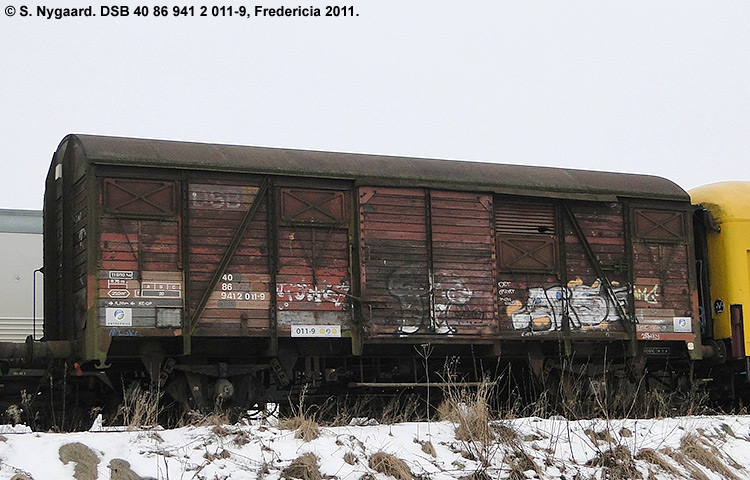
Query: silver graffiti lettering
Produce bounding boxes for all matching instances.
[508,278,629,333]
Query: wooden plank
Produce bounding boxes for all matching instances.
[187,179,271,331]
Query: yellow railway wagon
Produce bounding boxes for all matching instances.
[690,182,750,358]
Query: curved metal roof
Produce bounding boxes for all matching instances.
[690,182,750,223]
[61,134,689,201]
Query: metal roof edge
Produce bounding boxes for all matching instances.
[64,134,690,202]
[0,209,43,234]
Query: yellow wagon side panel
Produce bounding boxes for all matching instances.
[690,182,750,357]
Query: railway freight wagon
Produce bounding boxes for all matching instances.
[32,134,703,409]
[690,182,750,399]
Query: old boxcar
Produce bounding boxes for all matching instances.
[36,134,702,408]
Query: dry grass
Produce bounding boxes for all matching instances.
[203,449,231,461]
[190,410,231,429]
[323,393,425,426]
[621,380,713,420]
[458,472,491,480]
[278,386,321,441]
[635,448,680,477]
[282,453,323,480]
[454,408,492,443]
[368,452,414,480]
[278,415,321,441]
[584,428,615,444]
[490,420,540,479]
[500,357,715,421]
[377,395,424,425]
[586,445,642,480]
[418,440,436,457]
[437,397,460,423]
[10,474,33,480]
[233,430,252,446]
[506,448,541,479]
[680,433,742,480]
[118,383,162,429]
[439,377,506,477]
[663,447,710,480]
[441,381,495,444]
[492,422,520,444]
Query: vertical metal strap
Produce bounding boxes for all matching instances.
[350,186,364,356]
[187,177,270,336]
[562,203,630,328]
[731,304,745,358]
[266,178,278,355]
[425,189,437,332]
[555,202,570,335]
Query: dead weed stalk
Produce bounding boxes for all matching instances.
[118,383,163,429]
[278,386,321,441]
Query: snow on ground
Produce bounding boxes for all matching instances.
[0,414,750,479]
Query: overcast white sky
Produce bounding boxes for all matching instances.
[1,1,749,210]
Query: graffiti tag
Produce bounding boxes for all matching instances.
[507,278,629,333]
[276,281,350,308]
[634,284,660,304]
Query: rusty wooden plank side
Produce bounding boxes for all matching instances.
[103,178,178,216]
[564,204,624,262]
[495,198,563,336]
[279,188,348,226]
[188,181,270,333]
[632,236,693,338]
[563,202,627,285]
[276,226,351,314]
[430,191,496,336]
[274,187,353,335]
[560,202,628,334]
[360,187,430,337]
[99,218,181,271]
[98,214,185,331]
[496,200,631,337]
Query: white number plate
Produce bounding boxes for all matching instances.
[291,325,341,338]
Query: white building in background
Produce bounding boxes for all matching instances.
[0,209,43,342]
